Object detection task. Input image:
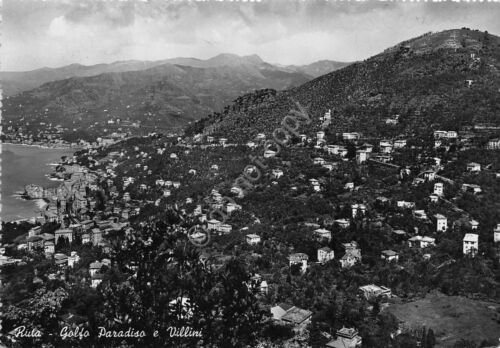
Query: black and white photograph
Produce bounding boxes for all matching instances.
[1,0,500,347]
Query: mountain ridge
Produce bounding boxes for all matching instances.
[1,54,350,97]
[187,28,500,142]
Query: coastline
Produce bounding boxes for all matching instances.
[1,143,77,222]
[1,141,79,150]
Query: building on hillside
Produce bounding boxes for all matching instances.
[356,150,368,164]
[379,141,393,153]
[462,184,482,195]
[217,224,232,234]
[408,236,435,248]
[91,228,103,246]
[486,138,500,150]
[54,253,68,267]
[335,219,350,229]
[271,303,312,333]
[381,250,399,262]
[91,274,103,288]
[44,241,55,255]
[68,252,80,268]
[313,157,326,165]
[246,234,261,245]
[326,327,362,348]
[82,233,91,244]
[351,204,366,218]
[224,202,240,215]
[423,170,436,181]
[359,284,392,300]
[397,201,415,209]
[249,274,268,294]
[314,228,332,242]
[463,233,479,257]
[344,182,354,191]
[466,162,481,172]
[27,236,44,251]
[413,210,428,220]
[434,182,444,196]
[28,226,42,237]
[342,132,360,141]
[89,261,102,277]
[434,130,457,139]
[494,224,500,243]
[272,169,284,179]
[55,229,73,244]
[207,219,221,231]
[288,253,309,273]
[362,143,374,152]
[317,247,335,264]
[434,214,448,232]
[340,242,361,268]
[264,149,276,158]
[310,178,321,192]
[469,219,479,230]
[393,139,407,149]
[324,109,332,121]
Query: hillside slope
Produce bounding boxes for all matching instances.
[2,61,312,137]
[287,60,352,78]
[0,54,349,97]
[190,29,500,142]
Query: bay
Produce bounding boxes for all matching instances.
[1,143,76,222]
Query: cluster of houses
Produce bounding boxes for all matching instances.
[3,104,500,348]
[20,219,121,255]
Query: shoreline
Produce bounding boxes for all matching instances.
[1,143,76,223]
[1,141,79,150]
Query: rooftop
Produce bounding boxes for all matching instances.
[463,233,479,242]
[289,253,309,261]
[281,307,312,325]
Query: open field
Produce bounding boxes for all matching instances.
[388,292,500,347]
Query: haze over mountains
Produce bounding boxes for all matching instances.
[0,54,350,97]
[1,54,350,138]
[190,29,500,142]
[3,28,499,144]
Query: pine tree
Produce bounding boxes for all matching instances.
[426,328,436,348]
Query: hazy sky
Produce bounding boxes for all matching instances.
[2,0,500,71]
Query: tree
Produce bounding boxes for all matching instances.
[426,328,436,348]
[308,321,328,348]
[97,223,268,348]
[346,142,357,159]
[453,339,478,348]
[2,286,69,347]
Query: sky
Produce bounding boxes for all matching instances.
[2,0,500,71]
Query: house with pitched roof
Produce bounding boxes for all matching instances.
[359,284,392,300]
[289,253,309,273]
[463,233,479,257]
[318,247,334,264]
[494,224,500,243]
[408,235,435,248]
[246,234,261,245]
[314,228,332,242]
[326,327,362,348]
[271,303,312,332]
[340,242,361,268]
[381,250,399,262]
